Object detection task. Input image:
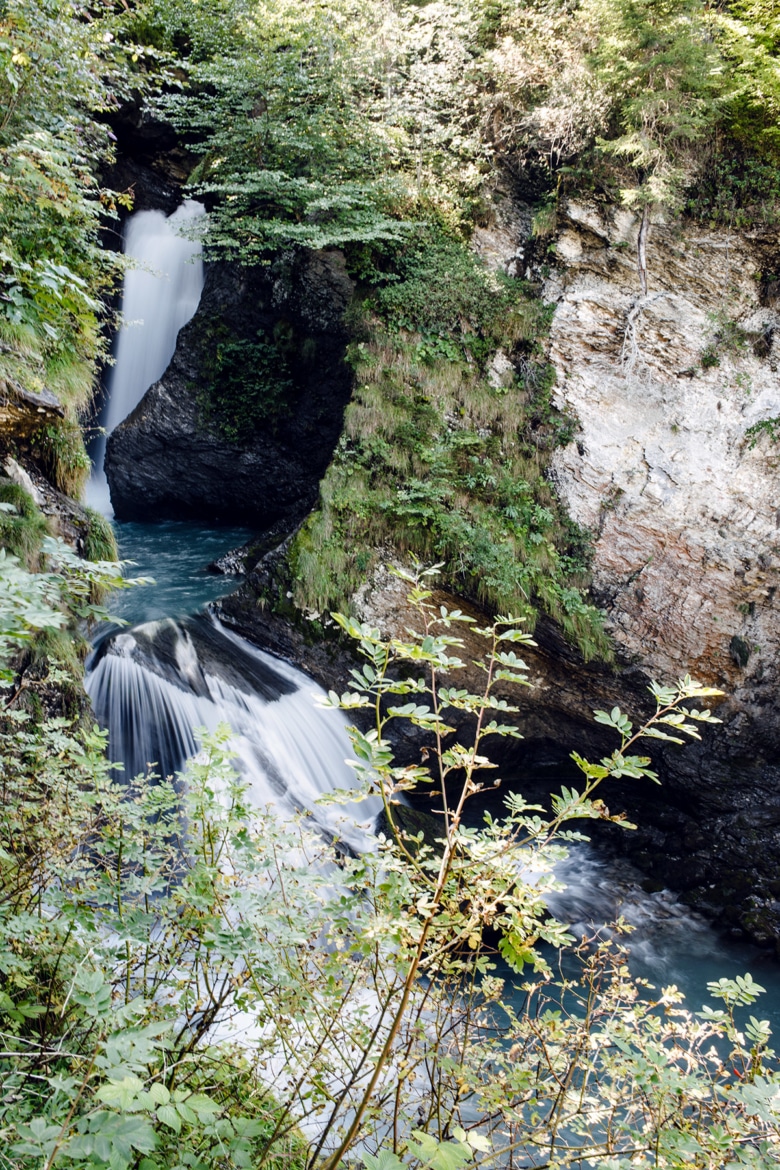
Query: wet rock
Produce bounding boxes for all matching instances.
[101,155,181,218]
[105,99,195,191]
[105,252,355,525]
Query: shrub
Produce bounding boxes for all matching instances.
[82,507,119,565]
[6,559,769,1170]
[31,419,92,497]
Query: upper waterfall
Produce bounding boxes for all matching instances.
[88,200,205,513]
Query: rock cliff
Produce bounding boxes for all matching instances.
[105,250,355,525]
[540,202,780,941]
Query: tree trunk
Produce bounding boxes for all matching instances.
[637,203,649,297]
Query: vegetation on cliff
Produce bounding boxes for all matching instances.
[290,237,609,659]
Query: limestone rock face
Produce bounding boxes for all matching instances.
[105,251,355,526]
[547,202,780,701]
[539,202,780,937]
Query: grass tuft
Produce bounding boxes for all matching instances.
[82,507,118,563]
[0,482,48,568]
[31,419,91,498]
[289,231,611,662]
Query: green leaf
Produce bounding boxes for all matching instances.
[362,1151,406,1170]
[156,1105,181,1133]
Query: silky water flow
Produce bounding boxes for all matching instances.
[87,200,206,514]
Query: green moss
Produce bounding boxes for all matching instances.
[27,626,85,674]
[289,237,611,663]
[0,482,48,567]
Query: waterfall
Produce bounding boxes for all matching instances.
[87,200,205,513]
[83,197,378,853]
[85,614,381,855]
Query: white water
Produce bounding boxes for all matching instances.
[87,200,205,513]
[86,615,380,855]
[84,198,379,852]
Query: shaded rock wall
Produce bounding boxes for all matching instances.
[105,250,355,526]
[541,202,780,942]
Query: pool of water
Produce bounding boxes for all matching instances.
[102,518,252,631]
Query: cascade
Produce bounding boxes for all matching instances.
[85,201,377,855]
[87,200,205,513]
[86,614,380,855]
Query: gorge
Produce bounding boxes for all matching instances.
[91,195,780,1016]
[3,0,780,1162]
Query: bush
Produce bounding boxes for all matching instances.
[4,560,777,1170]
[82,507,119,565]
[31,419,92,497]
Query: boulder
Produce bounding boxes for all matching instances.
[105,250,355,526]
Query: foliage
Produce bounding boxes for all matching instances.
[5,558,769,1170]
[148,0,488,257]
[745,416,780,449]
[0,482,46,568]
[290,242,607,661]
[483,0,780,227]
[31,420,92,497]
[196,327,294,442]
[372,230,533,350]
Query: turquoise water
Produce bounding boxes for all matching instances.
[105,518,253,629]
